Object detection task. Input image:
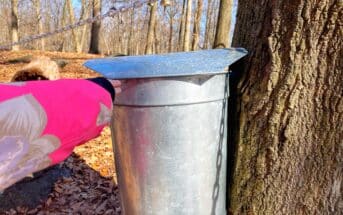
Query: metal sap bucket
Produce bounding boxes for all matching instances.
[84,48,247,215]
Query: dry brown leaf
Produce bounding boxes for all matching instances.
[95,200,108,214]
[54,186,63,193]
[46,198,52,207]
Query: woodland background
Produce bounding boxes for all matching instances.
[0,0,235,54]
[0,0,342,214]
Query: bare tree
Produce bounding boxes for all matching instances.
[203,0,212,49]
[183,0,192,51]
[191,0,202,50]
[166,2,178,53]
[89,0,101,54]
[127,7,135,55]
[79,0,90,52]
[168,13,174,53]
[153,11,160,54]
[209,0,219,46]
[33,0,44,50]
[0,0,235,54]
[60,0,68,52]
[0,2,11,45]
[214,0,232,48]
[145,2,157,54]
[177,0,186,51]
[229,0,343,213]
[66,0,82,52]
[10,0,19,51]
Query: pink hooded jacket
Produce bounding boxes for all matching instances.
[0,78,114,191]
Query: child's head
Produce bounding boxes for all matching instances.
[11,56,60,82]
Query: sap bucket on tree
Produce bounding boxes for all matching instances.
[84,48,247,215]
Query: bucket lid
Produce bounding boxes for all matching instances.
[83,48,247,79]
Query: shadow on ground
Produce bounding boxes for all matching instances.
[0,153,121,214]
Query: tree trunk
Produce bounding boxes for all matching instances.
[167,7,177,53]
[45,1,52,49]
[214,0,232,48]
[89,0,101,54]
[127,8,135,55]
[66,0,81,53]
[210,0,220,47]
[10,0,19,51]
[117,13,123,54]
[178,0,187,51]
[203,0,212,49]
[145,3,157,55]
[80,0,89,52]
[34,0,45,50]
[183,0,192,51]
[191,0,203,51]
[154,16,160,54]
[61,0,68,52]
[228,0,343,214]
[168,14,173,53]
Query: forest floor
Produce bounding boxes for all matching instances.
[0,50,121,214]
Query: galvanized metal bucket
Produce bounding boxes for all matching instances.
[84,48,247,215]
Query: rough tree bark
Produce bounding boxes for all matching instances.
[10,0,19,51]
[228,0,343,214]
[183,0,192,51]
[145,2,157,54]
[214,0,232,48]
[34,0,45,50]
[89,0,101,54]
[191,0,203,50]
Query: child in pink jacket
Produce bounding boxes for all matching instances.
[0,77,121,191]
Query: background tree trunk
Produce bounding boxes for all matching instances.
[167,4,178,53]
[145,3,157,55]
[10,0,19,51]
[191,0,203,50]
[66,0,82,53]
[60,0,68,52]
[89,0,101,54]
[178,0,186,51]
[127,7,135,55]
[116,13,123,54]
[153,15,160,54]
[34,0,45,50]
[79,0,89,52]
[203,0,212,49]
[228,0,343,214]
[183,0,192,51]
[214,0,232,48]
[168,12,174,53]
